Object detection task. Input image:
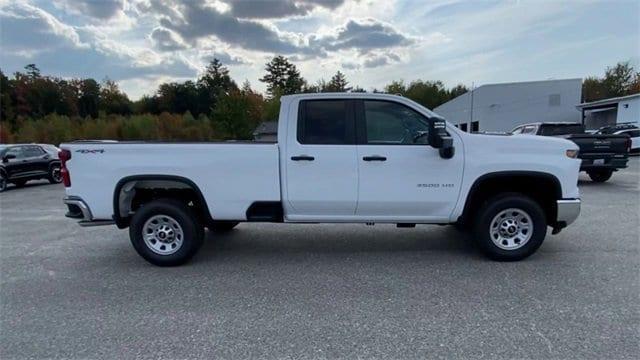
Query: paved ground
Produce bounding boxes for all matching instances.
[1,160,638,359]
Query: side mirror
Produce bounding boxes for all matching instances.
[2,154,16,162]
[428,119,455,159]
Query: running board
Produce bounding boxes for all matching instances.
[79,220,116,227]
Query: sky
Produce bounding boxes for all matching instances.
[1,0,638,100]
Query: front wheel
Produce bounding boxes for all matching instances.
[129,199,204,266]
[587,169,613,183]
[473,193,547,261]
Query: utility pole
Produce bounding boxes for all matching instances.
[469,81,475,127]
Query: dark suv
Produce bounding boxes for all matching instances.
[0,144,62,192]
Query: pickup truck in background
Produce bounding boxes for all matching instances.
[61,93,582,266]
[511,122,631,182]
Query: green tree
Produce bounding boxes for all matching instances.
[24,64,41,79]
[100,79,132,115]
[326,71,350,92]
[213,89,262,140]
[384,80,406,95]
[0,69,15,124]
[260,55,305,97]
[76,78,100,118]
[448,84,468,99]
[602,61,639,98]
[197,58,236,114]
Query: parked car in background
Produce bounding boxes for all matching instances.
[0,144,63,192]
[511,122,631,182]
[596,123,639,155]
[61,93,581,266]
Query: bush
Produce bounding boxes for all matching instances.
[3,113,222,145]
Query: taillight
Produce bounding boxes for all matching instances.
[59,149,71,187]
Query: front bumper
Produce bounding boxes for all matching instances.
[556,199,581,226]
[63,196,114,227]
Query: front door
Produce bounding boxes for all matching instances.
[355,100,464,221]
[285,99,358,219]
[3,146,28,179]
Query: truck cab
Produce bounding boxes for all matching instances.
[61,93,582,266]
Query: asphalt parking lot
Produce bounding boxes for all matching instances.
[1,160,638,359]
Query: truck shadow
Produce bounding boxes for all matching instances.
[194,224,481,262]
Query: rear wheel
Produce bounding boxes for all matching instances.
[48,164,62,184]
[208,221,239,233]
[473,193,547,261]
[129,199,204,266]
[587,169,613,183]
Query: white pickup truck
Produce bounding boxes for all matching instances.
[61,93,581,266]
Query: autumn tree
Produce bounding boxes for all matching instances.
[582,61,640,102]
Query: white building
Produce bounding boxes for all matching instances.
[576,93,639,129]
[434,79,583,132]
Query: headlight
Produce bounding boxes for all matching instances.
[566,149,579,158]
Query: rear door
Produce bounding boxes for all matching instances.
[23,145,49,174]
[355,99,464,221]
[284,99,359,218]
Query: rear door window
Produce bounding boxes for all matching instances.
[24,146,45,157]
[298,100,354,144]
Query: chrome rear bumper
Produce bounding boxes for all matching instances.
[64,196,92,220]
[63,196,114,227]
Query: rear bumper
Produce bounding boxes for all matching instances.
[556,199,581,226]
[580,156,628,170]
[64,196,92,220]
[63,196,114,227]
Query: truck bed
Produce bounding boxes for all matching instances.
[60,142,281,221]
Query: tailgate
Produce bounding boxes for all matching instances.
[567,134,629,155]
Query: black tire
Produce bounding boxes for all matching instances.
[0,172,6,192]
[452,221,469,232]
[473,193,547,261]
[208,221,239,233]
[129,199,204,266]
[587,169,613,183]
[48,164,62,184]
[13,179,27,187]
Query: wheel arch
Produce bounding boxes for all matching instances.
[459,171,562,226]
[113,175,213,229]
[47,159,61,171]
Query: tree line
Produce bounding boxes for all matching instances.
[0,56,638,145]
